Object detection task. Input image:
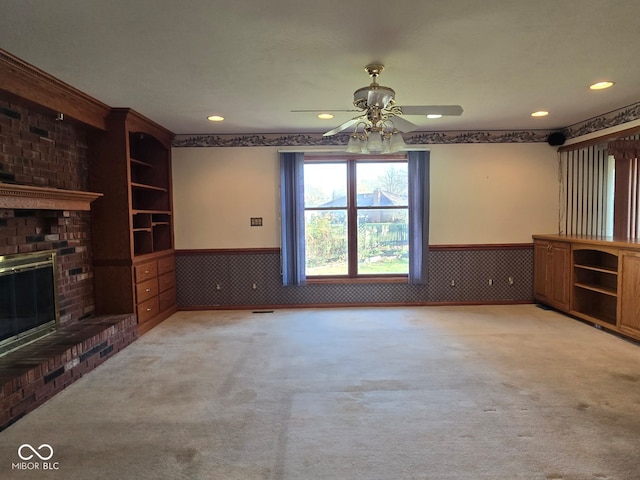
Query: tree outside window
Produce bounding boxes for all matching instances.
[304,157,409,277]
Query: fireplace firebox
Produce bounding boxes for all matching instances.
[0,250,58,356]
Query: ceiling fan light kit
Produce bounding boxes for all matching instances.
[322,64,463,154]
[345,122,407,154]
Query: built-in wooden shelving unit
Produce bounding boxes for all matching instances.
[533,234,640,341]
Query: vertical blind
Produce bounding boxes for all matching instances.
[631,156,640,238]
[559,144,611,236]
[560,132,640,239]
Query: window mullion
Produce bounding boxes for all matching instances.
[347,160,358,277]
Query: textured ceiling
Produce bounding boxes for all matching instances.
[1,0,639,135]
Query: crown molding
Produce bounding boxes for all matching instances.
[0,49,111,130]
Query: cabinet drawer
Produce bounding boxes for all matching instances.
[157,255,175,275]
[158,271,175,293]
[136,278,158,303]
[158,288,176,312]
[135,261,158,282]
[137,296,159,324]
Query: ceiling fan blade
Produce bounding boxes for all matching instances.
[397,105,464,116]
[387,115,418,133]
[291,109,362,113]
[322,116,364,136]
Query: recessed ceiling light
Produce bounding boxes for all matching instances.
[589,81,614,90]
[207,115,224,122]
[317,113,334,120]
[531,111,549,117]
[427,114,442,119]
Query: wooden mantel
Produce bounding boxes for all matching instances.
[0,183,103,211]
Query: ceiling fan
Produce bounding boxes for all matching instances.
[293,64,463,138]
[293,64,462,153]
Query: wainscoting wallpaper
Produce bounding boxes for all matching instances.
[175,245,534,308]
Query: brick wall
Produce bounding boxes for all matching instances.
[0,313,138,431]
[0,94,95,325]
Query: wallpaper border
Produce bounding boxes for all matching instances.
[172,102,640,148]
[172,129,552,148]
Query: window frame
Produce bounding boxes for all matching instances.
[304,154,409,281]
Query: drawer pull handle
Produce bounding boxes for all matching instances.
[144,270,150,274]
[145,288,151,292]
[146,307,152,312]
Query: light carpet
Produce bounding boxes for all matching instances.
[1,305,639,479]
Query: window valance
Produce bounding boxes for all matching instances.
[607,140,640,159]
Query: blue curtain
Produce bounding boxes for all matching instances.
[280,152,306,285]
[408,151,430,284]
[280,151,429,285]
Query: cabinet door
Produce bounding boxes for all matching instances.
[619,252,640,337]
[550,242,571,311]
[533,240,570,311]
[534,241,551,300]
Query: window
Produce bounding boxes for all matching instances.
[608,139,640,238]
[280,151,429,286]
[560,137,640,239]
[559,145,613,236]
[303,157,409,277]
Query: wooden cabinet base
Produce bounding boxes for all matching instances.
[619,251,640,338]
[134,251,176,335]
[138,305,177,335]
[534,234,640,343]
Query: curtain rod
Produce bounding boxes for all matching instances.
[277,147,431,153]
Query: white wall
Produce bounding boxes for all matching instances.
[171,143,559,249]
[428,143,558,244]
[172,147,280,249]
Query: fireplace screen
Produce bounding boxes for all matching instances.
[0,250,58,355]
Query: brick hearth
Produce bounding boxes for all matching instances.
[0,314,137,431]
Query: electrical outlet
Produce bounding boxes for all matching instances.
[488,278,493,285]
[250,217,263,226]
[508,277,514,285]
[252,283,257,290]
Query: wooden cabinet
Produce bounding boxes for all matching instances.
[619,251,640,337]
[89,108,176,334]
[534,239,570,311]
[129,130,173,256]
[134,253,176,334]
[571,246,618,328]
[533,234,640,342]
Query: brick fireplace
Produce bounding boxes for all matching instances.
[0,97,95,322]
[0,250,58,355]
[0,92,137,430]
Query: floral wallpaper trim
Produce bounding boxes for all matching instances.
[563,102,640,139]
[172,102,640,148]
[172,130,553,148]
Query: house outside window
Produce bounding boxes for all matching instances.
[303,156,409,278]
